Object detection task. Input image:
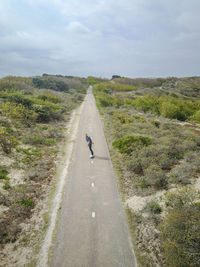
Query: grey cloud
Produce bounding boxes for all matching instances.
[0,0,200,78]
[65,21,91,34]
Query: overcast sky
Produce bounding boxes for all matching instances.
[0,0,200,78]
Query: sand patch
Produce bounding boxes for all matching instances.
[9,169,25,186]
[126,190,166,213]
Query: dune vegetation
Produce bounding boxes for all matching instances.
[92,76,200,266]
[0,75,87,255]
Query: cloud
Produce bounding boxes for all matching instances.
[0,0,200,78]
[65,21,90,34]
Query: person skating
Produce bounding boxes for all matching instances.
[85,133,94,158]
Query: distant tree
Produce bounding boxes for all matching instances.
[111,75,121,80]
[32,78,69,92]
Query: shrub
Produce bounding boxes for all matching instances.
[160,189,200,267]
[147,200,162,214]
[185,152,200,170]
[113,113,133,124]
[32,100,61,122]
[127,94,160,113]
[135,176,149,188]
[32,78,69,92]
[97,94,123,108]
[95,82,136,93]
[164,188,199,209]
[138,145,177,171]
[16,147,42,163]
[37,93,61,103]
[7,93,33,108]
[2,102,36,127]
[0,127,17,154]
[19,198,33,209]
[3,182,11,190]
[191,110,200,123]
[87,76,108,85]
[0,170,8,180]
[42,138,56,146]
[169,163,194,184]
[23,135,56,146]
[112,135,152,155]
[151,120,160,128]
[133,115,146,123]
[126,156,143,174]
[144,164,167,189]
[98,96,113,107]
[160,102,186,121]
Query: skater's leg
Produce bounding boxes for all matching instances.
[89,144,94,156]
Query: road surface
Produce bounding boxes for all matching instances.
[50,87,137,267]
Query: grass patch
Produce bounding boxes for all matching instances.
[0,169,9,180]
[20,198,33,209]
[3,182,11,190]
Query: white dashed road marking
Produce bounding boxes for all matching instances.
[91,182,95,188]
[92,212,96,218]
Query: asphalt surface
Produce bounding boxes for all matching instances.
[50,87,137,267]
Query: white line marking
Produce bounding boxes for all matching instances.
[92,212,96,218]
[91,182,94,188]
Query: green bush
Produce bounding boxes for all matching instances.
[147,200,162,214]
[0,76,32,92]
[97,94,123,107]
[126,156,143,175]
[169,163,194,184]
[160,101,186,120]
[32,78,69,92]
[7,93,33,108]
[2,102,36,127]
[112,135,152,155]
[135,176,149,188]
[126,94,160,113]
[124,94,200,122]
[191,110,200,122]
[95,82,136,93]
[32,99,61,122]
[23,135,56,146]
[113,113,133,124]
[37,93,61,103]
[0,170,8,180]
[165,188,200,209]
[133,115,146,123]
[151,120,160,128]
[144,164,167,189]
[3,182,11,190]
[16,147,39,156]
[87,76,108,85]
[20,198,33,209]
[0,127,17,154]
[160,189,200,267]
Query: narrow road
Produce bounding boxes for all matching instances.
[50,87,137,267]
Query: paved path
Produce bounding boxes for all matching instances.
[50,87,137,267]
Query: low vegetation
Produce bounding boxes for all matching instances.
[0,75,86,253]
[93,76,200,266]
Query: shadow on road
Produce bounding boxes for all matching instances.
[94,155,110,161]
